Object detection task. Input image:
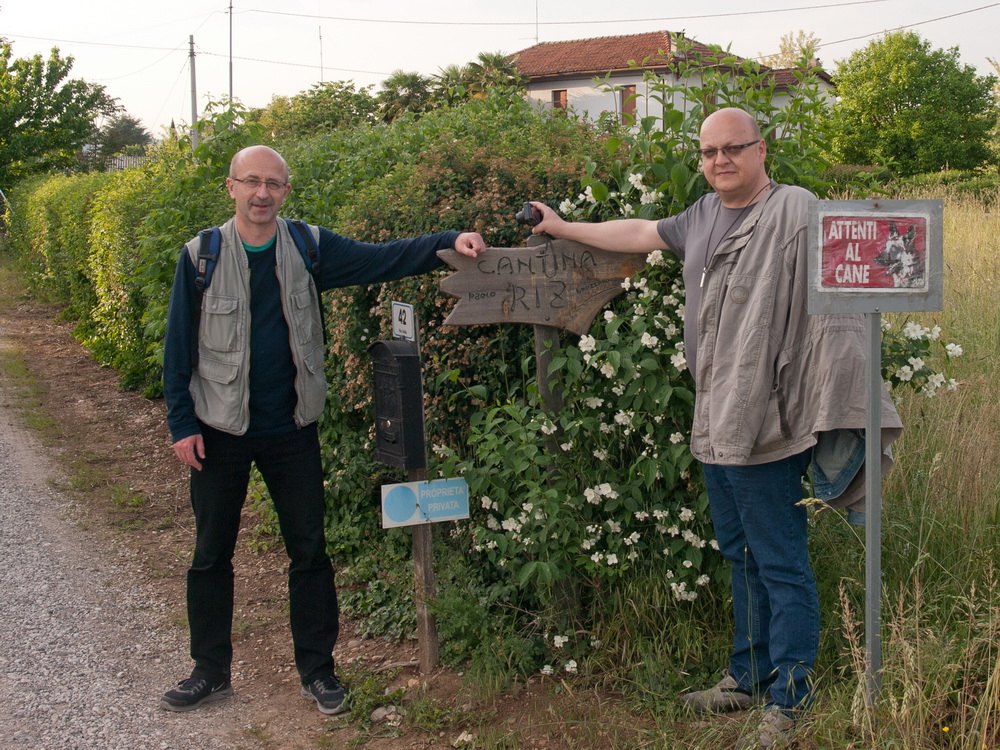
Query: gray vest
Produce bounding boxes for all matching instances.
[184,217,326,435]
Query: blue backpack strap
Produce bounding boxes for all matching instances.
[190,226,221,366]
[285,218,320,274]
[194,227,222,292]
[284,218,327,347]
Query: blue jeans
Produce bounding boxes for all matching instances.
[187,422,339,684]
[702,449,817,710]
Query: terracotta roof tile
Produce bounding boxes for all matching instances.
[510,31,730,78]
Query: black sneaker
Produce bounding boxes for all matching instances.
[160,676,234,712]
[300,674,350,715]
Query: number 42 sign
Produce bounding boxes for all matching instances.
[391,301,416,341]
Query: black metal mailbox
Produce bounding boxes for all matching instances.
[369,340,427,470]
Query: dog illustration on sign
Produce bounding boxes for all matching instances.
[873,221,923,288]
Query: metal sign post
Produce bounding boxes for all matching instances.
[808,199,943,707]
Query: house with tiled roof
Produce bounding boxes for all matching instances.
[510,30,833,125]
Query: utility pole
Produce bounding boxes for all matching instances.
[189,35,198,151]
[228,1,233,104]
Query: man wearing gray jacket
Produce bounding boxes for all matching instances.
[530,107,901,749]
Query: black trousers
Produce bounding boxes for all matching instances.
[187,422,338,684]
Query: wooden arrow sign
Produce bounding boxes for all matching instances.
[437,238,648,336]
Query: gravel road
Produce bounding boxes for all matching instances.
[0,401,247,749]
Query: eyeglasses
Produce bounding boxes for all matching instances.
[697,140,761,161]
[231,177,288,192]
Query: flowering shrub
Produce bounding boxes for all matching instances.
[881,318,962,397]
[436,247,721,670]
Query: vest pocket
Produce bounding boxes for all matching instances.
[200,295,242,352]
[289,287,323,345]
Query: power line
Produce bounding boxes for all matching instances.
[821,2,999,50]
[239,0,894,27]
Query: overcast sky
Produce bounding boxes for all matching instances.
[2,0,997,137]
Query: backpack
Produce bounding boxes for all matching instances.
[189,219,326,360]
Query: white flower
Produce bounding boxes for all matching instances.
[614,411,633,427]
[896,365,914,382]
[634,511,649,520]
[607,520,622,534]
[598,483,618,499]
[902,321,926,340]
[621,203,635,217]
[593,449,609,460]
[481,496,493,509]
[679,508,695,522]
[928,325,942,341]
[606,554,619,565]
[541,664,554,675]
[682,560,693,568]
[908,356,925,370]
[578,335,597,353]
[604,310,615,322]
[670,432,685,444]
[591,552,603,563]
[670,352,687,370]
[584,396,604,408]
[540,421,557,435]
[558,199,575,215]
[945,342,964,358]
[624,532,640,546]
[628,172,645,189]
[710,539,720,550]
[560,442,573,452]
[553,635,569,648]
[647,249,664,266]
[928,372,946,390]
[583,185,596,204]
[600,363,616,379]
[641,332,660,348]
[564,659,578,673]
[584,487,601,505]
[696,575,710,586]
[947,378,958,391]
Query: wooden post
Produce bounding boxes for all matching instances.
[409,466,439,674]
[409,322,439,674]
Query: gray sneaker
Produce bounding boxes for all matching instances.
[736,706,797,749]
[681,672,759,713]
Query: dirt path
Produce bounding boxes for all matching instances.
[0,296,436,749]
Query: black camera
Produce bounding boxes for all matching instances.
[515,202,542,227]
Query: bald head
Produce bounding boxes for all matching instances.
[700,108,762,142]
[230,145,289,183]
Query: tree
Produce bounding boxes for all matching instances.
[377,70,433,123]
[831,32,998,175]
[0,43,117,187]
[759,30,822,68]
[90,113,152,168]
[253,80,378,140]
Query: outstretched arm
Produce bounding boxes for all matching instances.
[529,202,668,254]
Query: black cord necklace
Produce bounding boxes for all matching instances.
[700,181,773,288]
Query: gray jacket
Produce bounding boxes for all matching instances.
[183,217,325,435]
[692,184,902,488]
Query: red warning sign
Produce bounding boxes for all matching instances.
[820,216,928,290]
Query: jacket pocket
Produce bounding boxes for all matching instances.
[197,356,239,385]
[289,286,323,346]
[200,295,241,353]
